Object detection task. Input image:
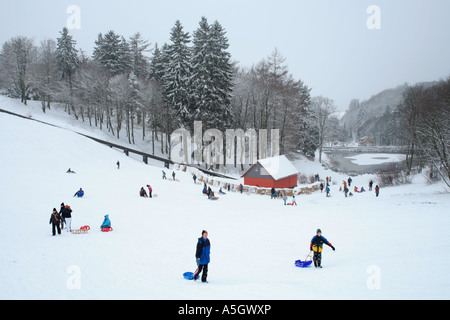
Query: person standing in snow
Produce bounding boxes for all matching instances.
[369,180,373,191]
[49,208,61,236]
[320,183,324,193]
[193,174,197,184]
[348,177,352,187]
[375,185,380,197]
[59,203,66,230]
[344,186,349,198]
[162,170,167,180]
[310,229,335,268]
[193,230,211,283]
[146,185,152,198]
[292,195,297,206]
[62,205,72,232]
[283,193,288,205]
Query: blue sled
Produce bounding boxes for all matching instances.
[183,272,194,280]
[295,260,312,268]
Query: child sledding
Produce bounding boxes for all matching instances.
[310,229,335,268]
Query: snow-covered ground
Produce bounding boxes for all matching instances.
[1,97,450,300]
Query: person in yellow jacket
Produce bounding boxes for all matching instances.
[310,229,335,268]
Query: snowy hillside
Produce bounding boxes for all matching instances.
[1,100,450,300]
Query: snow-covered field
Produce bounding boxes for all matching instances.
[1,98,450,300]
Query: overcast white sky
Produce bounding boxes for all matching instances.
[1,0,449,111]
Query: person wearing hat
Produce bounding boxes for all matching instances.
[310,229,335,268]
[49,208,61,236]
[193,230,211,283]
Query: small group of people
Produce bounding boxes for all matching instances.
[49,203,73,236]
[341,179,380,198]
[139,185,153,198]
[202,184,218,200]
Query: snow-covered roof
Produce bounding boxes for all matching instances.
[242,155,299,180]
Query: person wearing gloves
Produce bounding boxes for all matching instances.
[310,229,335,268]
[193,230,211,283]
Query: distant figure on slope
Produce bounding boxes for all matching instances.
[162,170,167,180]
[49,208,61,236]
[193,174,197,184]
[326,186,330,197]
[146,185,152,198]
[172,171,176,181]
[101,214,111,230]
[283,193,288,205]
[117,161,120,169]
[348,177,352,187]
[74,188,84,198]
[291,195,297,206]
[320,183,324,193]
[66,168,76,174]
[375,185,380,197]
[344,186,349,198]
[140,187,148,198]
[369,180,373,191]
[310,229,335,268]
[271,187,277,199]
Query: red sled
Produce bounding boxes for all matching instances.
[80,225,90,231]
[102,227,113,232]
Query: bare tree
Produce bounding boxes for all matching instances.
[311,96,337,163]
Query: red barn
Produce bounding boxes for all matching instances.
[241,155,299,188]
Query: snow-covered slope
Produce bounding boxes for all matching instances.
[1,101,450,300]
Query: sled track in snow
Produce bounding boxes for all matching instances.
[0,108,237,180]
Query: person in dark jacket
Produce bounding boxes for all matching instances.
[140,187,148,197]
[193,230,211,283]
[310,229,335,268]
[59,203,66,230]
[62,205,72,232]
[375,185,380,197]
[49,208,61,236]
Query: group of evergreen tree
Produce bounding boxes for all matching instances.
[0,17,322,164]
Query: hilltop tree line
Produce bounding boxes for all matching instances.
[0,17,331,163]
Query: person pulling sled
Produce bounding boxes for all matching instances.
[310,229,335,268]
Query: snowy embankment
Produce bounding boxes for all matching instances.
[0,98,450,300]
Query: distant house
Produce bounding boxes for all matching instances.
[359,137,373,146]
[241,155,299,188]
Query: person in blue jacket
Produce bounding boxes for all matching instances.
[310,229,335,268]
[193,230,211,283]
[74,188,84,198]
[101,214,111,230]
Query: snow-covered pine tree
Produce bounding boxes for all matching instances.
[56,27,81,116]
[191,17,234,131]
[129,32,151,80]
[93,31,131,77]
[162,20,192,130]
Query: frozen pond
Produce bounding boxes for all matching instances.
[324,151,407,174]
